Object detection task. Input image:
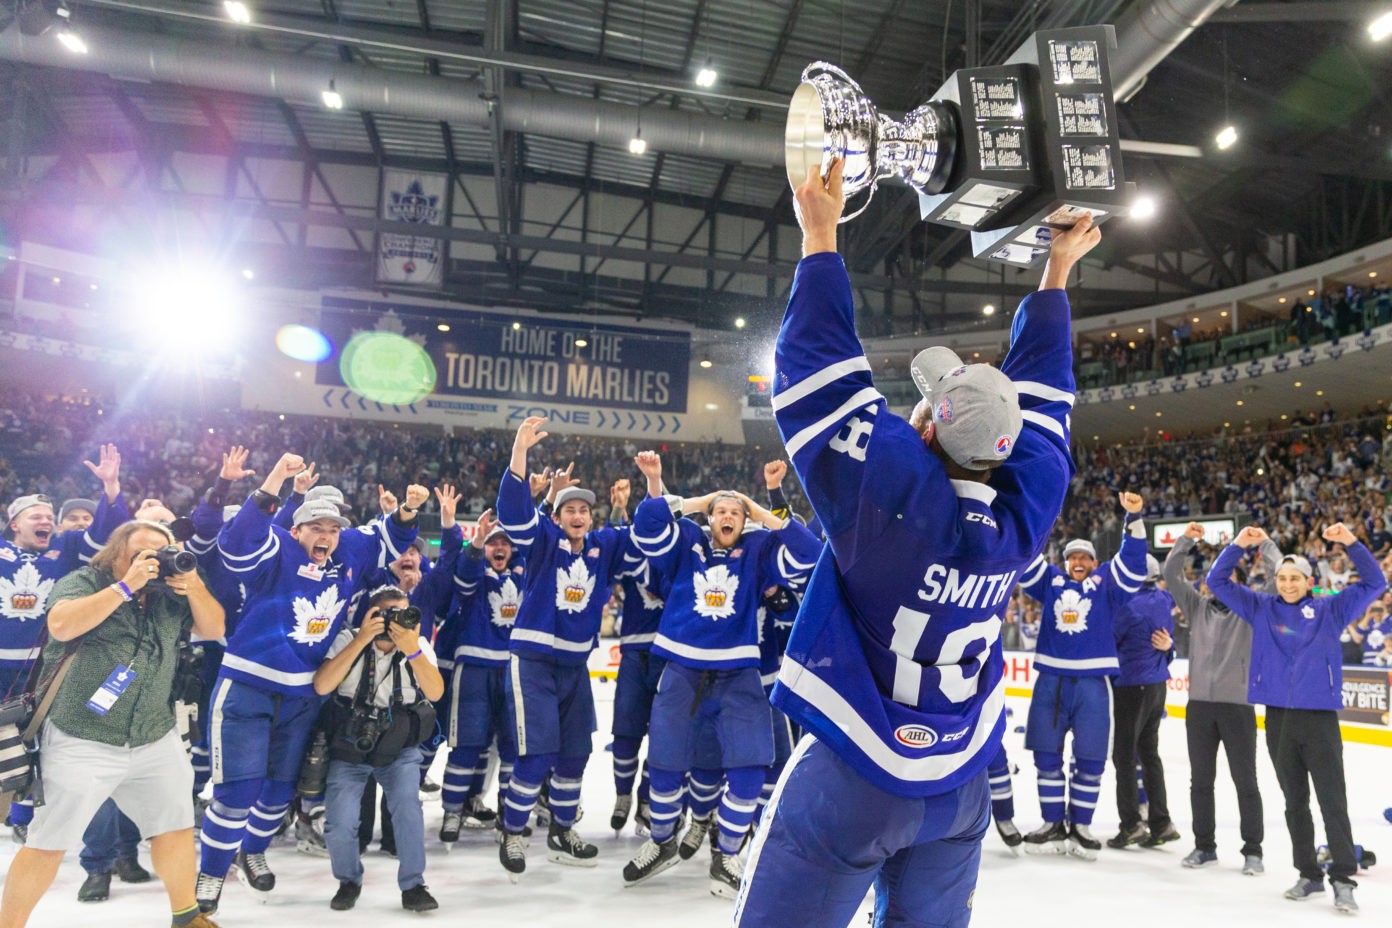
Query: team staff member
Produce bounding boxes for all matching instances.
[1207,523,1386,916]
[0,520,224,928]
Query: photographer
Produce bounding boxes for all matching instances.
[313,586,443,913]
[0,520,224,928]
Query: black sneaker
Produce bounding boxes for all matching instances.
[710,848,744,899]
[77,871,111,903]
[1107,823,1149,849]
[611,794,633,832]
[622,836,681,887]
[234,850,276,897]
[1023,820,1068,855]
[113,856,151,883]
[1141,823,1181,848]
[330,881,361,911]
[500,831,527,882]
[546,822,599,867]
[195,872,224,915]
[402,884,439,912]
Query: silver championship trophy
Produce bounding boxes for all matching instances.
[785,26,1132,266]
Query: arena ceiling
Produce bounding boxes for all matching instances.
[2,0,1391,335]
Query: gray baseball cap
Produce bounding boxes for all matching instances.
[1063,539,1097,559]
[305,485,352,511]
[554,487,597,510]
[292,499,351,529]
[7,494,53,521]
[482,526,511,545]
[910,346,1022,470]
[1277,554,1313,579]
[59,498,98,522]
[1145,555,1161,581]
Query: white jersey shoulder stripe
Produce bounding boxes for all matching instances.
[1015,381,1076,407]
[772,356,872,412]
[1020,409,1066,440]
[784,386,884,459]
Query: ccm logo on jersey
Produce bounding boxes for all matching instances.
[893,724,939,749]
[964,512,997,529]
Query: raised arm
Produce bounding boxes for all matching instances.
[1106,492,1149,602]
[1163,527,1205,619]
[1206,527,1269,622]
[1325,523,1390,626]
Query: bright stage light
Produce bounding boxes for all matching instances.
[276,325,333,363]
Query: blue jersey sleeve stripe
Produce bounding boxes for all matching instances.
[1109,561,1141,592]
[630,524,673,546]
[784,387,884,459]
[772,356,873,412]
[220,532,278,563]
[1019,556,1048,588]
[1020,409,1066,440]
[1015,381,1075,407]
[634,527,679,558]
[949,480,998,506]
[1113,556,1145,582]
[499,512,538,534]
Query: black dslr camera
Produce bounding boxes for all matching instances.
[376,605,421,641]
[344,705,388,753]
[154,545,198,579]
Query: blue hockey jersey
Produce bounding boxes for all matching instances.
[0,494,127,670]
[447,540,527,669]
[1017,517,1148,677]
[632,497,818,670]
[188,496,246,642]
[495,471,641,664]
[217,494,417,695]
[770,252,1075,799]
[354,524,462,640]
[616,558,669,653]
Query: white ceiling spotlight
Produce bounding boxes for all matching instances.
[224,1,252,24]
[322,80,344,110]
[628,129,647,156]
[1130,195,1158,220]
[695,63,718,88]
[1370,11,1392,42]
[982,304,996,316]
[1215,125,1238,150]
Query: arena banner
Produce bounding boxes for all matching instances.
[376,170,449,287]
[1000,651,1391,746]
[1150,517,1236,549]
[315,301,690,414]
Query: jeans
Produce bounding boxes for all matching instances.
[1186,700,1262,857]
[324,748,425,891]
[80,799,141,875]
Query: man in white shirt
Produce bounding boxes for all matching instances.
[313,587,445,913]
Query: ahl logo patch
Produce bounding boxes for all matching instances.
[894,724,939,749]
[935,396,954,424]
[994,435,1012,456]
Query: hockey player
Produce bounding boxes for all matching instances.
[494,417,641,879]
[194,453,422,915]
[1208,523,1386,915]
[1016,492,1148,859]
[621,452,819,897]
[1165,521,1275,874]
[439,507,522,841]
[1106,556,1179,849]
[734,161,1092,928]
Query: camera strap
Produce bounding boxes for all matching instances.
[353,646,377,708]
[388,652,420,706]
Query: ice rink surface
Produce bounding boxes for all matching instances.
[2,686,1388,927]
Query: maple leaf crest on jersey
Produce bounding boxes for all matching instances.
[288,585,345,645]
[555,559,596,613]
[488,577,523,627]
[0,563,54,620]
[1053,588,1091,635]
[692,564,739,620]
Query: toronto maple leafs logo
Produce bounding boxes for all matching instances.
[1196,370,1214,388]
[1272,354,1290,373]
[636,583,664,611]
[1357,332,1378,352]
[0,563,54,621]
[1053,589,1091,635]
[1169,377,1187,393]
[555,559,596,613]
[1245,360,1265,378]
[1121,384,1137,400]
[1298,347,1317,367]
[289,586,345,645]
[1098,387,1114,403]
[692,564,739,620]
[388,180,441,225]
[488,578,523,627]
[1220,366,1239,384]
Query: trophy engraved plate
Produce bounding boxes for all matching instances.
[978,126,1029,171]
[939,203,995,226]
[1061,144,1115,190]
[990,242,1051,265]
[1048,39,1101,84]
[1043,204,1109,226]
[959,182,1021,210]
[1056,93,1108,136]
[969,77,1023,120]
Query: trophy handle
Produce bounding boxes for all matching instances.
[840,181,876,224]
[800,61,865,95]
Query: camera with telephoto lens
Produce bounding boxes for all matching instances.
[154,545,197,579]
[345,705,387,753]
[375,604,422,641]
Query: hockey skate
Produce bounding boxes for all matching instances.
[546,822,599,867]
[622,836,681,887]
[296,807,329,858]
[1066,823,1101,861]
[611,794,633,832]
[995,819,1023,855]
[680,815,712,861]
[634,799,652,836]
[440,811,463,844]
[710,849,744,900]
[461,795,497,829]
[1022,820,1068,855]
[533,782,552,827]
[499,831,528,882]
[233,850,275,899]
[195,872,224,915]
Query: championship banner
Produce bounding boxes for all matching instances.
[376,170,449,287]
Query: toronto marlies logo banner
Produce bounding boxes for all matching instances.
[377,170,449,288]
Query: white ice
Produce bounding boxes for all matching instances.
[2,687,1388,927]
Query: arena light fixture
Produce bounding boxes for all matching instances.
[322,80,344,110]
[628,130,647,156]
[436,323,451,333]
[1191,317,1199,323]
[224,1,252,24]
[696,64,718,88]
[1128,404,1135,411]
[1371,271,1379,278]
[1295,381,1302,387]
[699,359,712,368]
[1220,310,1229,317]
[1370,11,1392,42]
[241,268,255,280]
[734,317,746,329]
[1278,297,1287,304]
[574,336,589,348]
[1129,195,1157,220]
[982,304,995,316]
[1215,125,1238,150]
[1308,289,1316,295]
[512,321,521,330]
[705,403,719,410]
[57,25,87,54]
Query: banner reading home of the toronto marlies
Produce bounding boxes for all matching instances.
[377,170,449,287]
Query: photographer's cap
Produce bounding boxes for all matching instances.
[1278,554,1314,579]
[7,494,53,521]
[293,499,351,529]
[554,487,596,510]
[59,498,97,522]
[1063,539,1097,560]
[910,346,1023,470]
[305,485,352,512]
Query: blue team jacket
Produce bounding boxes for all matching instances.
[1208,541,1386,710]
[1112,584,1176,687]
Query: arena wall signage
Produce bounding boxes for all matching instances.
[376,170,450,288]
[1150,518,1237,550]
